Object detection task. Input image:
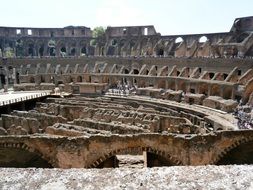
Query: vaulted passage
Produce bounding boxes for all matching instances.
[95,150,178,168]
[0,148,52,168]
[217,141,253,165]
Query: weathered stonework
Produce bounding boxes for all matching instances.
[0,16,252,170]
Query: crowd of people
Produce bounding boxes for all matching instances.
[234,105,253,129]
[105,81,136,96]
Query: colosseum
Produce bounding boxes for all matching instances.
[0,16,253,188]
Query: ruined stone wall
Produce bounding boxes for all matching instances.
[1,16,253,58]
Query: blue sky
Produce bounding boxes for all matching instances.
[1,0,252,35]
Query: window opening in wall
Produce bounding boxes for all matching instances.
[51,32,54,37]
[189,98,194,105]
[133,69,139,75]
[72,30,75,36]
[39,46,44,57]
[123,28,127,35]
[81,47,86,55]
[28,29,32,35]
[223,73,228,80]
[198,68,202,73]
[209,72,214,79]
[199,36,207,43]
[16,29,21,35]
[144,28,148,35]
[190,88,195,93]
[238,70,242,76]
[177,71,180,76]
[111,39,117,46]
[175,37,183,43]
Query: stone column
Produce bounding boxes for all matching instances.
[208,85,211,96]
[13,68,17,84]
[175,80,179,91]
[231,86,235,100]
[220,86,224,99]
[4,66,9,92]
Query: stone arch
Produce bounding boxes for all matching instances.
[124,69,129,74]
[236,32,249,43]
[133,69,139,75]
[212,137,253,165]
[25,40,35,56]
[48,39,56,56]
[129,39,136,56]
[140,38,149,55]
[88,147,182,168]
[198,36,208,43]
[30,76,35,83]
[175,37,183,43]
[79,40,88,56]
[118,39,126,56]
[68,40,77,56]
[80,46,87,55]
[111,39,118,46]
[154,40,165,56]
[0,142,53,168]
[70,47,76,56]
[76,75,82,82]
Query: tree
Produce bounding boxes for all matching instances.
[91,26,106,46]
[92,26,105,38]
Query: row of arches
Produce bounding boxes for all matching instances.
[105,35,209,57]
[0,138,252,168]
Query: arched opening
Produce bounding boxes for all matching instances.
[49,47,55,56]
[111,39,117,46]
[175,37,183,44]
[236,33,249,43]
[77,76,82,82]
[124,69,129,74]
[28,44,34,56]
[133,69,139,75]
[216,141,253,165]
[144,27,148,35]
[70,48,76,56]
[0,147,52,168]
[16,72,20,84]
[0,73,6,86]
[209,72,215,79]
[48,40,56,56]
[199,36,208,43]
[60,47,67,57]
[81,46,86,56]
[223,73,228,80]
[30,77,35,83]
[39,46,44,57]
[157,48,164,56]
[41,76,45,83]
[94,148,178,168]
